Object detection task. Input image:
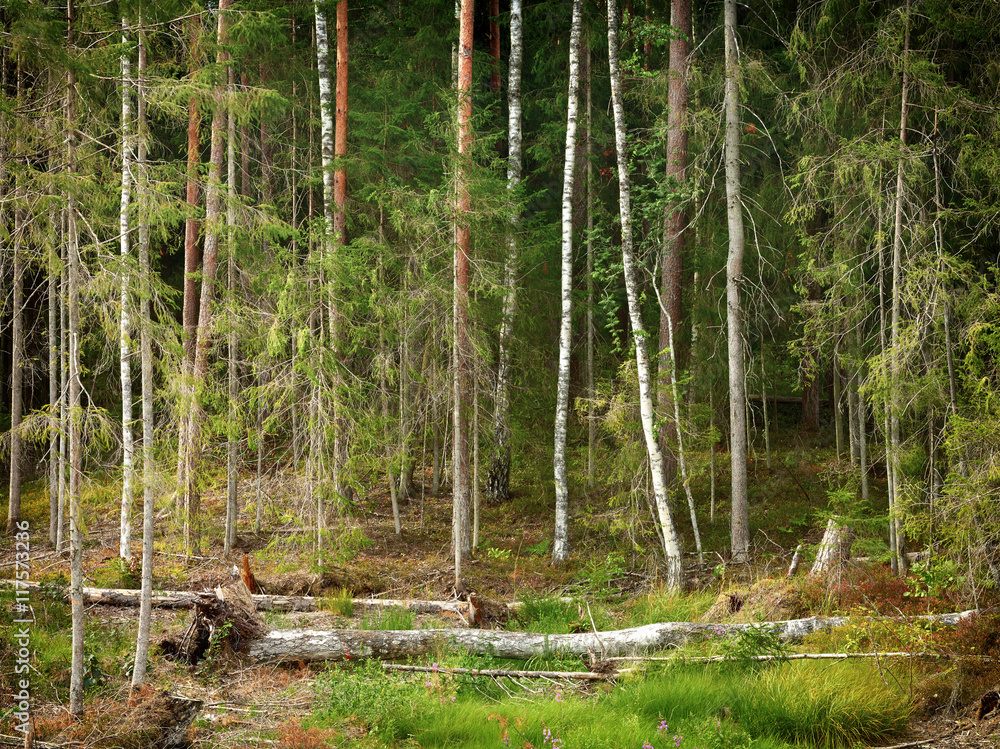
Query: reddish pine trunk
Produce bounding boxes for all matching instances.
[182,15,201,368]
[453,0,474,576]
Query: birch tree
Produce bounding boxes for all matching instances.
[119,21,135,563]
[132,21,155,689]
[608,0,684,589]
[552,0,583,566]
[723,0,749,564]
[487,0,523,504]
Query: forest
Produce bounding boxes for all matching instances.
[3,0,1000,746]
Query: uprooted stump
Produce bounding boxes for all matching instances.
[158,580,264,665]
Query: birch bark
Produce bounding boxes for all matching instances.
[609,0,684,589]
[552,0,583,566]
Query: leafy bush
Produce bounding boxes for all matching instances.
[315,660,425,739]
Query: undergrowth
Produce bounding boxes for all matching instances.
[313,656,911,748]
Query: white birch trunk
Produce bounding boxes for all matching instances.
[119,21,135,563]
[488,0,523,504]
[552,0,583,566]
[608,0,684,589]
[724,0,749,564]
[132,21,155,688]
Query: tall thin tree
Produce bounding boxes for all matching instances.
[119,20,135,563]
[488,0,523,504]
[453,0,475,586]
[657,0,691,488]
[723,0,749,564]
[608,0,684,589]
[552,0,583,566]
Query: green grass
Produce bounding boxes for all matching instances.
[361,606,415,631]
[623,586,717,627]
[313,656,911,749]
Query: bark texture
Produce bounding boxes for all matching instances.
[246,610,978,664]
[608,0,684,590]
[552,0,583,566]
[724,0,749,564]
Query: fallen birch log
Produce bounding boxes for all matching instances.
[0,579,477,619]
[246,610,978,664]
[381,663,626,681]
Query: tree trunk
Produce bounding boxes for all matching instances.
[185,0,231,557]
[453,0,475,584]
[609,0,684,589]
[658,0,691,490]
[585,37,596,489]
[890,0,911,577]
[487,0,523,504]
[552,0,583,566]
[225,59,238,559]
[244,610,979,664]
[810,517,855,575]
[119,21,135,563]
[7,190,22,536]
[132,20,155,689]
[723,0,749,564]
[67,0,84,714]
[177,13,202,526]
[49,207,59,545]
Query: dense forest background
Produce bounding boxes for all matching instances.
[3,0,1000,602]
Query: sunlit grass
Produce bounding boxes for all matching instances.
[314,657,911,749]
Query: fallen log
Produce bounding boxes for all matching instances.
[381,663,626,681]
[0,579,478,619]
[245,610,979,664]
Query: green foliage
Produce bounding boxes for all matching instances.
[315,660,426,740]
[361,607,415,632]
[719,624,791,673]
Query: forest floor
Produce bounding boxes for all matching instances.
[3,452,1000,748]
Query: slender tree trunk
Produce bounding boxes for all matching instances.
[724,0,749,564]
[331,0,349,500]
[487,0,523,504]
[453,0,475,587]
[833,345,845,458]
[552,0,583,566]
[186,0,231,556]
[119,21,135,562]
[585,38,596,489]
[7,198,22,536]
[225,60,238,558]
[57,229,68,552]
[609,0,684,589]
[658,0,691,489]
[890,0,911,576]
[67,0,85,714]
[49,212,59,545]
[178,13,202,521]
[7,50,24,537]
[132,22,155,688]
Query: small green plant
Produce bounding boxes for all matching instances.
[485,546,512,561]
[905,559,965,599]
[315,660,425,739]
[581,551,626,596]
[720,624,790,672]
[361,606,415,631]
[321,587,355,617]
